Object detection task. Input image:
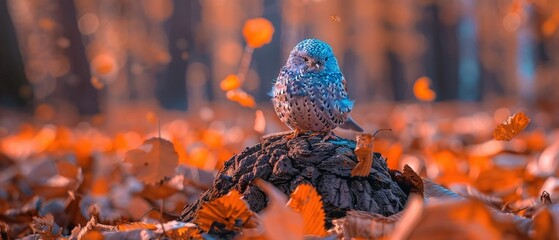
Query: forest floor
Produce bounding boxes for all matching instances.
[1,100,559,239]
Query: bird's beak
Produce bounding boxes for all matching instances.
[308,61,321,69]
[314,62,321,69]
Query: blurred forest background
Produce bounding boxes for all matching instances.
[2,0,559,116]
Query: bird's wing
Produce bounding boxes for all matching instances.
[328,75,353,115]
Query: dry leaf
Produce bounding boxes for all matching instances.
[532,207,559,239]
[124,137,178,185]
[287,184,327,236]
[391,165,425,197]
[253,178,304,240]
[331,210,398,239]
[352,134,373,177]
[242,18,275,48]
[493,112,530,141]
[390,194,424,240]
[81,230,104,240]
[31,214,62,240]
[220,74,242,91]
[413,76,436,102]
[194,190,254,232]
[117,222,157,231]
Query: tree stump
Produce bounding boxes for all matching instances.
[179,134,408,225]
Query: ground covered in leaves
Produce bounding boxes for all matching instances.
[1,102,559,239]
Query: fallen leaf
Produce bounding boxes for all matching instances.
[391,165,425,197]
[330,210,398,239]
[124,137,178,185]
[117,222,157,231]
[253,178,304,240]
[352,133,373,177]
[389,194,424,240]
[287,184,327,236]
[194,190,254,233]
[493,112,530,141]
[532,207,559,240]
[242,18,275,48]
[31,214,62,240]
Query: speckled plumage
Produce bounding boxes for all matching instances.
[272,39,363,133]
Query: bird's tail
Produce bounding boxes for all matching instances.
[338,116,364,132]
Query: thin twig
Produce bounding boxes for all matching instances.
[76,216,97,240]
[373,128,392,138]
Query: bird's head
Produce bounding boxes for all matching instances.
[287,39,340,73]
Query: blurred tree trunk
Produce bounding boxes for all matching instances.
[0,0,33,109]
[57,0,100,115]
[157,0,201,110]
[251,0,282,101]
[421,3,459,101]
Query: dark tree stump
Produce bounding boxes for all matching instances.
[179,134,408,225]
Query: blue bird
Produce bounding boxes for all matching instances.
[272,39,363,139]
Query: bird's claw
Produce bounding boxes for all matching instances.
[285,129,303,140]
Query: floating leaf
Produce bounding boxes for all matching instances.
[413,76,436,102]
[194,190,254,232]
[242,18,275,48]
[492,112,530,141]
[226,89,256,108]
[352,133,373,177]
[330,15,342,22]
[220,74,242,91]
[287,184,327,236]
[124,137,178,185]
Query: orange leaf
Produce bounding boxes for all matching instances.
[124,137,179,185]
[413,76,436,102]
[226,89,256,108]
[117,222,157,231]
[532,208,557,239]
[287,184,327,236]
[253,178,304,240]
[492,112,530,141]
[352,134,374,177]
[220,74,241,91]
[243,18,275,48]
[194,190,254,232]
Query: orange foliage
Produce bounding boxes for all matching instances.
[195,190,254,232]
[287,184,328,236]
[242,18,275,48]
[493,112,530,141]
[220,74,242,91]
[413,76,436,102]
[226,89,256,108]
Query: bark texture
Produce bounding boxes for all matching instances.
[180,134,408,224]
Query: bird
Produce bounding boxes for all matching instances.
[271,38,363,140]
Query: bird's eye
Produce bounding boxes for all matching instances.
[303,56,309,62]
[325,57,329,61]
